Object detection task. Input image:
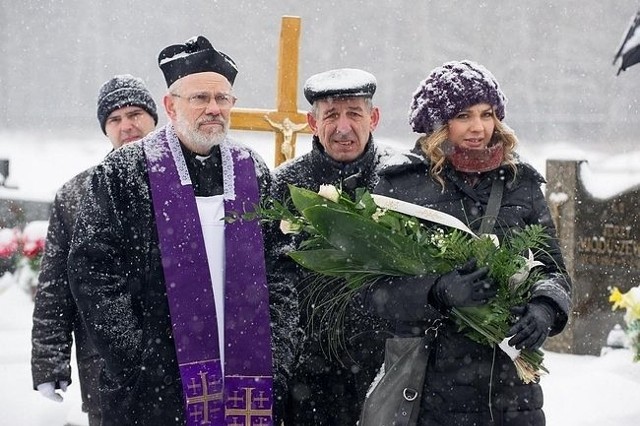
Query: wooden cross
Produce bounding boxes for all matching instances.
[230,15,312,167]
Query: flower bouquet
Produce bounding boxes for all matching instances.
[259,184,551,383]
[609,286,640,361]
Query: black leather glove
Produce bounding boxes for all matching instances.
[429,259,496,309]
[507,299,557,350]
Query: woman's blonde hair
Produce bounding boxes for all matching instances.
[419,115,519,189]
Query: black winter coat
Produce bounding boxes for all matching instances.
[31,168,103,415]
[68,133,298,426]
[368,147,572,426]
[271,136,397,425]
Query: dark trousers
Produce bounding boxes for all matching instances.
[284,348,369,426]
[88,411,101,426]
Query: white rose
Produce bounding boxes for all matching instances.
[317,184,341,203]
[279,220,301,235]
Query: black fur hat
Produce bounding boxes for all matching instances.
[303,68,377,105]
[158,35,238,87]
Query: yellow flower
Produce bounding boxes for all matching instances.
[609,286,640,324]
[610,287,625,310]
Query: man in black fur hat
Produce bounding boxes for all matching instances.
[67,35,298,425]
[31,74,157,426]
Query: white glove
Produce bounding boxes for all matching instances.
[36,381,68,402]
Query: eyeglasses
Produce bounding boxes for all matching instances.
[170,92,237,109]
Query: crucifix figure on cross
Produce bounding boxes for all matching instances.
[230,15,311,167]
[264,115,309,161]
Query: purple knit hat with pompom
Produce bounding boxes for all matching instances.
[408,60,507,135]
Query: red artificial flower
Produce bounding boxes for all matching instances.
[22,236,46,259]
[0,228,20,259]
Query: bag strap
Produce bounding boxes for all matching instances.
[396,388,420,426]
[478,178,504,235]
[394,320,442,426]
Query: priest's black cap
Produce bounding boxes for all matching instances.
[303,68,377,104]
[158,36,238,87]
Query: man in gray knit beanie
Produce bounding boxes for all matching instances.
[96,74,158,147]
[31,74,158,426]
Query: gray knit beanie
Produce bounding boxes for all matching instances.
[408,60,506,135]
[96,74,158,134]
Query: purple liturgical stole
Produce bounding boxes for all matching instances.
[143,125,273,426]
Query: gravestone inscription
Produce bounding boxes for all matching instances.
[545,159,640,355]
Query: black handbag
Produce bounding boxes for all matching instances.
[359,320,441,426]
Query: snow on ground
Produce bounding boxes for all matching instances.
[2,278,640,425]
[1,278,86,426]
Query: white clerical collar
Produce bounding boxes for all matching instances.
[195,154,211,163]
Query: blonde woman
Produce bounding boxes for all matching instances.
[365,60,571,425]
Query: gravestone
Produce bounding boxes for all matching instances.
[0,159,9,184]
[544,159,640,355]
[0,158,51,228]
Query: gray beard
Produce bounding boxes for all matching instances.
[175,114,228,153]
